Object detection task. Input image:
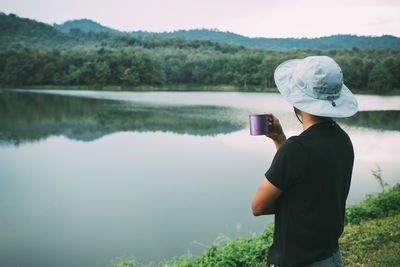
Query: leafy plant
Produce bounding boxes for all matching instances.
[371,164,389,192]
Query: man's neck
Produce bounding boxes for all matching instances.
[301,113,332,131]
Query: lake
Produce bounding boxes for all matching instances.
[1,89,400,267]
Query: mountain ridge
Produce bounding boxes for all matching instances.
[1,12,400,50]
[53,18,400,50]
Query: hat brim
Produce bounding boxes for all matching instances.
[274,59,358,118]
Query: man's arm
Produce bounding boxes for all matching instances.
[251,113,285,216]
[252,178,282,216]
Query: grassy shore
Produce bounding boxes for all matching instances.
[112,183,400,267]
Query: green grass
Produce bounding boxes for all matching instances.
[345,183,400,224]
[340,182,400,266]
[112,183,400,267]
[340,213,400,266]
[111,227,274,267]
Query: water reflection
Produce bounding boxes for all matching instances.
[1,89,400,267]
[338,110,400,131]
[0,91,248,145]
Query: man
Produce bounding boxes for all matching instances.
[252,56,358,267]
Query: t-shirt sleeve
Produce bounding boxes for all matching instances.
[265,138,306,191]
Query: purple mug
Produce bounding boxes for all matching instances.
[249,113,269,135]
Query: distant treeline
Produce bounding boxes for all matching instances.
[1,12,400,93]
[1,46,399,93]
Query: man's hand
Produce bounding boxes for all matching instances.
[265,113,286,150]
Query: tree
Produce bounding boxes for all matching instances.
[94,61,111,86]
[121,68,140,86]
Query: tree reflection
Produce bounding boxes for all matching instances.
[338,110,400,131]
[0,90,247,145]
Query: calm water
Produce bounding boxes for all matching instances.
[1,89,400,267]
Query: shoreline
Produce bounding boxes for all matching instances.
[1,84,278,93]
[2,85,400,95]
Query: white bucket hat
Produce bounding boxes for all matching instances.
[274,56,358,118]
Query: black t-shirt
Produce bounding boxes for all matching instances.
[265,120,354,267]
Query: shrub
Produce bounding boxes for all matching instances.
[345,183,400,225]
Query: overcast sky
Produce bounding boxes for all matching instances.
[2,0,400,38]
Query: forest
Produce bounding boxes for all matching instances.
[1,13,400,93]
[1,46,399,93]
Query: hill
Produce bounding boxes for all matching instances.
[51,16,400,50]
[0,14,244,52]
[0,13,125,51]
[53,19,120,34]
[0,13,69,51]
